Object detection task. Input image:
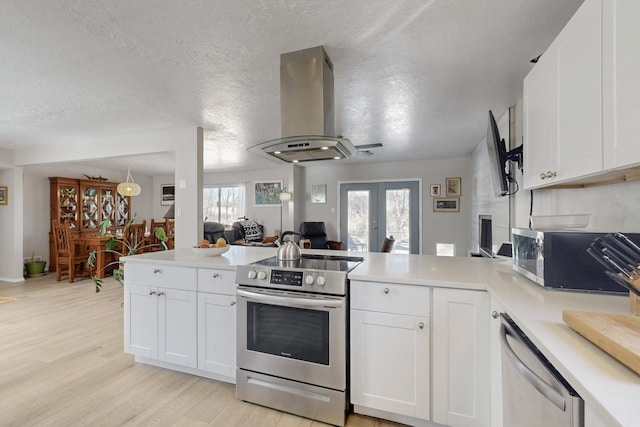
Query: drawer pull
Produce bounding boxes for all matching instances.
[212,273,220,278]
[149,290,157,296]
[384,288,390,294]
[153,268,161,274]
[230,300,236,306]
[157,290,165,296]
[418,322,425,329]
[539,172,546,180]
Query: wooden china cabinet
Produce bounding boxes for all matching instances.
[49,177,131,272]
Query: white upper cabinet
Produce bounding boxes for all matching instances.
[602,0,640,170]
[524,0,603,189]
[524,49,558,188]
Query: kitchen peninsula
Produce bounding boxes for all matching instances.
[121,246,639,427]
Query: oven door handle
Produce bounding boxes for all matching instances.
[237,289,343,309]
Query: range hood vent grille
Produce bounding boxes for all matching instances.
[249,46,355,164]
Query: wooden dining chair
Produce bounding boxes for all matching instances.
[380,235,395,253]
[123,220,147,255]
[51,220,89,283]
[148,219,165,251]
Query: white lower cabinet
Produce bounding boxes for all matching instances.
[197,292,236,378]
[197,268,237,382]
[127,284,198,368]
[432,288,490,427]
[350,281,430,423]
[125,263,198,369]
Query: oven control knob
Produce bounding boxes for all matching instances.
[305,275,315,285]
[316,276,327,286]
[247,270,257,280]
[257,271,268,280]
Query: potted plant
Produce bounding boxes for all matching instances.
[24,251,47,277]
[87,216,168,293]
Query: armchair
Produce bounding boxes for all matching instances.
[204,221,227,244]
[299,222,343,250]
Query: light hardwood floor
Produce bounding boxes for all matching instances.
[0,274,403,427]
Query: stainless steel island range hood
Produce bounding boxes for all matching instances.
[249,46,356,163]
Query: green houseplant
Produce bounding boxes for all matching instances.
[24,251,47,277]
[87,216,168,292]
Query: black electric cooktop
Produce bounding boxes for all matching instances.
[251,254,364,273]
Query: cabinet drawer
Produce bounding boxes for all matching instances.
[198,268,237,295]
[350,281,430,317]
[125,263,197,291]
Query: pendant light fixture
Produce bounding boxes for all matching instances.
[117,168,141,197]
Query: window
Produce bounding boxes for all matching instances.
[203,185,245,225]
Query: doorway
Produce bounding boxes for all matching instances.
[339,181,420,254]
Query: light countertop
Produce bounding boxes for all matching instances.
[122,248,639,426]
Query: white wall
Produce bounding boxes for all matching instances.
[301,158,472,255]
[0,167,24,282]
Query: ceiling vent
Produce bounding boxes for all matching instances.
[249,46,356,163]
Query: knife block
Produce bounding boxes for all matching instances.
[627,277,640,316]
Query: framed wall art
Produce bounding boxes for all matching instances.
[0,186,7,205]
[161,184,175,206]
[433,197,459,212]
[445,177,462,197]
[254,181,283,206]
[429,184,441,197]
[311,184,327,204]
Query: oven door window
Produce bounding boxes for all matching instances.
[247,301,330,365]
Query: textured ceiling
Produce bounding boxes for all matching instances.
[0,0,584,174]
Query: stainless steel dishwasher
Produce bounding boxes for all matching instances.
[500,313,584,427]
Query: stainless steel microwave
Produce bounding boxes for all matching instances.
[511,228,640,294]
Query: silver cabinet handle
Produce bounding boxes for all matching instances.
[384,288,390,294]
[539,173,546,180]
[492,311,500,319]
[157,290,165,296]
[149,290,157,296]
[153,268,161,274]
[212,273,220,278]
[418,322,424,329]
[230,300,236,306]
[545,171,556,178]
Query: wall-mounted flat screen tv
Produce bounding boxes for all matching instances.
[486,110,523,197]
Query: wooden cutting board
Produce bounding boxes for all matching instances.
[563,310,640,375]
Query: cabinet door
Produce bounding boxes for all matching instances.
[524,0,602,188]
[197,293,236,378]
[100,185,117,226]
[555,0,602,181]
[81,184,100,230]
[350,310,429,420]
[489,299,505,427]
[116,193,130,227]
[432,288,490,427]
[159,288,197,368]
[523,48,558,189]
[603,0,640,169]
[128,285,159,359]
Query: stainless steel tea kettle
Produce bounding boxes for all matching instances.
[276,231,301,261]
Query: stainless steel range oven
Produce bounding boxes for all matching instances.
[235,254,363,427]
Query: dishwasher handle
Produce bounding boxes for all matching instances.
[500,322,566,411]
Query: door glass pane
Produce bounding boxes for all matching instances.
[347,190,369,252]
[386,188,410,254]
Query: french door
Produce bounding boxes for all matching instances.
[339,181,420,254]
